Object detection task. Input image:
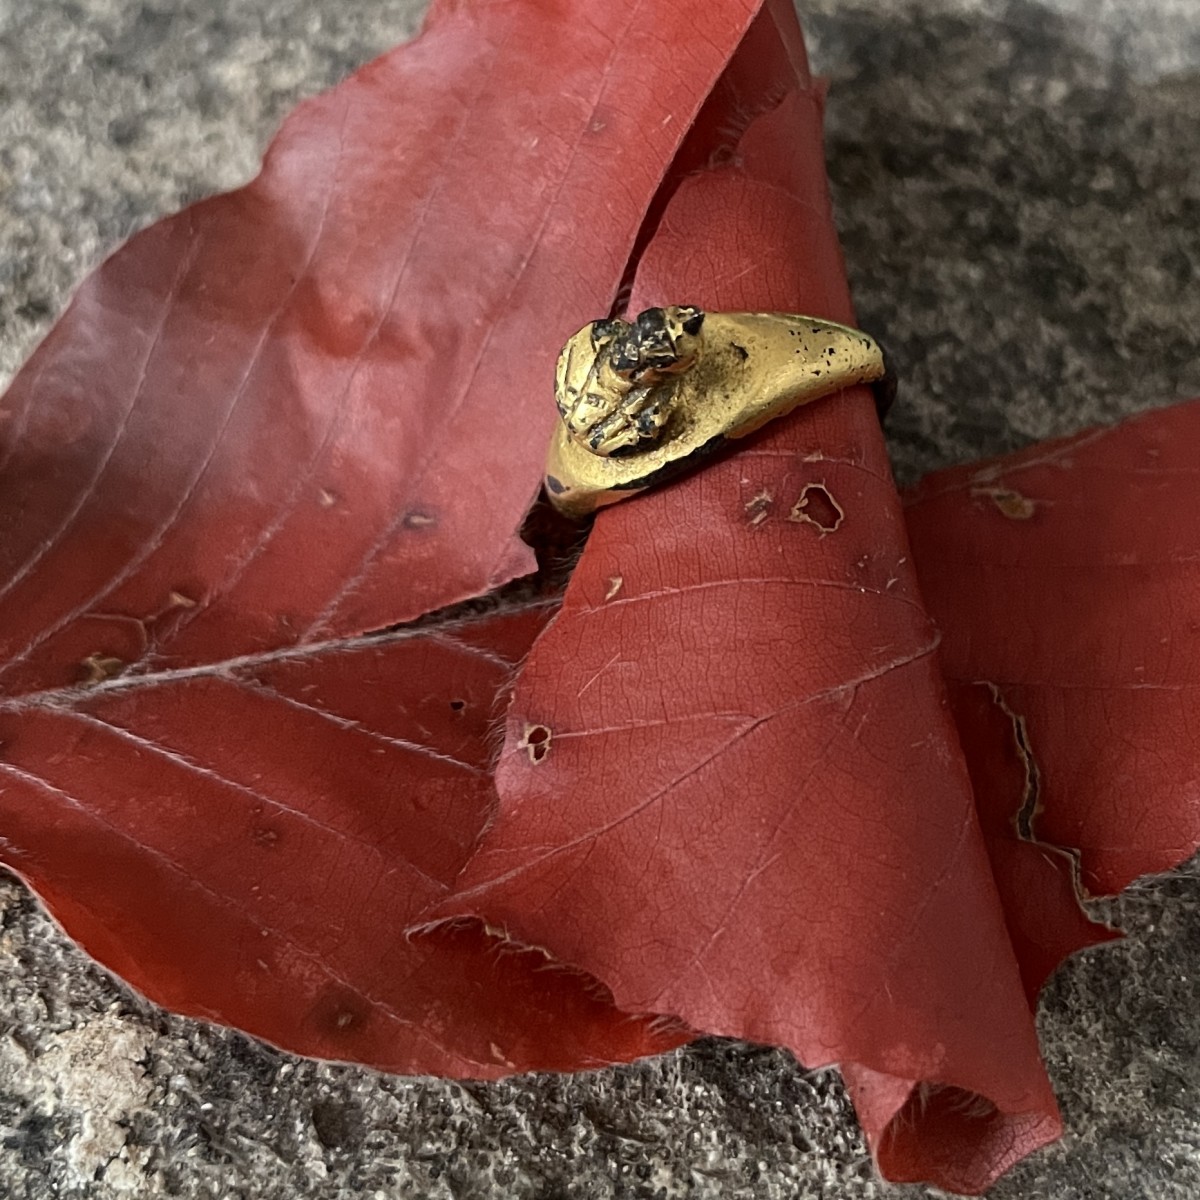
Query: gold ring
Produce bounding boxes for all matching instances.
[545,306,891,518]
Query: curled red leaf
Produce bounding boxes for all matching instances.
[441,2,1060,1192]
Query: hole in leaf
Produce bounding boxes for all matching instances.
[788,483,843,534]
[449,698,466,712]
[519,723,552,764]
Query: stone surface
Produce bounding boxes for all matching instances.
[1,0,1198,1196]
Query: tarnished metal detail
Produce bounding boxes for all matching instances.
[546,306,888,518]
[555,305,706,457]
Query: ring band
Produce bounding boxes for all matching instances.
[545,306,890,518]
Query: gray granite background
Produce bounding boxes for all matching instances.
[1,0,1198,1196]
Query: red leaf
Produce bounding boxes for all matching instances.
[0,0,762,696]
[0,0,773,1073]
[442,2,1060,1191]
[906,402,1200,902]
[0,602,686,1074]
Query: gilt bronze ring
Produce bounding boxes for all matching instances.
[544,306,892,518]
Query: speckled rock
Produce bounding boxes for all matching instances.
[0,1,1197,1197]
